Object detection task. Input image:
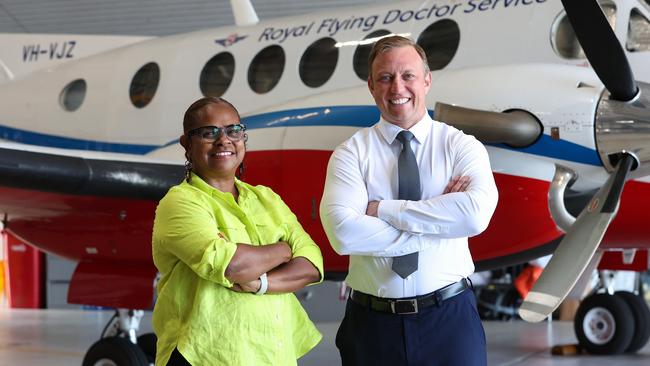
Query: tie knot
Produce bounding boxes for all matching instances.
[396,130,414,143]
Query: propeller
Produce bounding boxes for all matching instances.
[561,0,638,101]
[519,0,644,322]
[519,153,635,322]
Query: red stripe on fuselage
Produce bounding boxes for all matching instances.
[1,150,649,273]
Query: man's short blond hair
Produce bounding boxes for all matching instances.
[367,35,430,79]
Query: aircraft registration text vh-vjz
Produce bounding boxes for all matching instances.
[0,0,650,364]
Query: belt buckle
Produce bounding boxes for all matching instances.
[390,299,418,314]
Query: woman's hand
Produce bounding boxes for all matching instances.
[230,278,262,293]
[225,241,292,283]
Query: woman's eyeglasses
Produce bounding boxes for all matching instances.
[187,124,247,143]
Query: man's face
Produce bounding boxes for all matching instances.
[368,46,432,129]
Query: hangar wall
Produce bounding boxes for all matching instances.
[0,0,392,36]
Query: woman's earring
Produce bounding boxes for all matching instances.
[238,162,245,179]
[185,160,193,183]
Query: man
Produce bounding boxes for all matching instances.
[320,36,498,365]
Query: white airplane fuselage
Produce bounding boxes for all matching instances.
[0,0,649,309]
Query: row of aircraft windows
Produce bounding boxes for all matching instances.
[60,7,650,112]
[59,19,461,111]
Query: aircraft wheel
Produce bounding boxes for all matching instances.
[615,291,650,353]
[137,332,157,362]
[82,336,149,366]
[574,293,634,354]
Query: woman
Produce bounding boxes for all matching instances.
[152,97,323,365]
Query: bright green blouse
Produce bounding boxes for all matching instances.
[152,173,324,366]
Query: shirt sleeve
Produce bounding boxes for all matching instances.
[320,142,425,257]
[152,188,238,288]
[377,133,498,237]
[265,188,325,284]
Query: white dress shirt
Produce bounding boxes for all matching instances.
[320,112,498,298]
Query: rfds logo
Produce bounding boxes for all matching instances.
[215,33,248,47]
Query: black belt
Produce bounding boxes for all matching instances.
[350,278,470,314]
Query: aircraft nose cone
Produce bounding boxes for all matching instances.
[596,81,650,179]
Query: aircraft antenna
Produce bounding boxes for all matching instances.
[229,0,259,26]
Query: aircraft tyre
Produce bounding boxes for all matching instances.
[137,332,157,362]
[82,336,149,366]
[615,291,650,353]
[574,293,634,355]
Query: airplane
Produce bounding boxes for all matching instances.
[0,0,649,363]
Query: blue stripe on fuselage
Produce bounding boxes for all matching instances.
[0,124,158,154]
[0,106,601,166]
[489,136,602,166]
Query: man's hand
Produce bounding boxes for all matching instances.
[443,176,471,194]
[366,201,379,217]
[230,278,262,293]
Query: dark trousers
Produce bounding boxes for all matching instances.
[336,289,486,366]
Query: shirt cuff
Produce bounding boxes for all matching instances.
[211,240,238,288]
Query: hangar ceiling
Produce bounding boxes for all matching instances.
[0,0,392,36]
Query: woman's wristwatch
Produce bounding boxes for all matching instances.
[255,273,268,295]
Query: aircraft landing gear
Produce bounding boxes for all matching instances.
[83,337,148,366]
[137,332,158,363]
[82,308,152,366]
[574,291,650,354]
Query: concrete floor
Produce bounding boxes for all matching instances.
[0,308,649,365]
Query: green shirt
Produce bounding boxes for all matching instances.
[152,174,324,366]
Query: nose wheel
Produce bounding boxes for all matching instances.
[574,292,650,354]
[81,308,154,366]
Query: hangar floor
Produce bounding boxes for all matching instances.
[1,308,649,365]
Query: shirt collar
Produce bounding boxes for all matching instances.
[376,110,433,145]
[187,172,248,201]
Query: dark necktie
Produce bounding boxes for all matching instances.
[391,130,420,279]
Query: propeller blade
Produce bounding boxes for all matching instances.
[519,154,636,322]
[561,0,638,101]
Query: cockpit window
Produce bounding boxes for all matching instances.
[627,9,650,52]
[60,79,86,111]
[551,2,617,59]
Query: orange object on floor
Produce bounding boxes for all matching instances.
[514,264,543,298]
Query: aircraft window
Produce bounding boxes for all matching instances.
[353,29,392,81]
[130,62,160,108]
[248,45,285,94]
[300,37,338,88]
[551,2,616,59]
[417,19,461,71]
[200,52,235,97]
[627,9,650,52]
[59,79,86,112]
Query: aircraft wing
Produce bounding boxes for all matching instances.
[0,142,184,201]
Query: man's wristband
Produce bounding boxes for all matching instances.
[255,273,268,295]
